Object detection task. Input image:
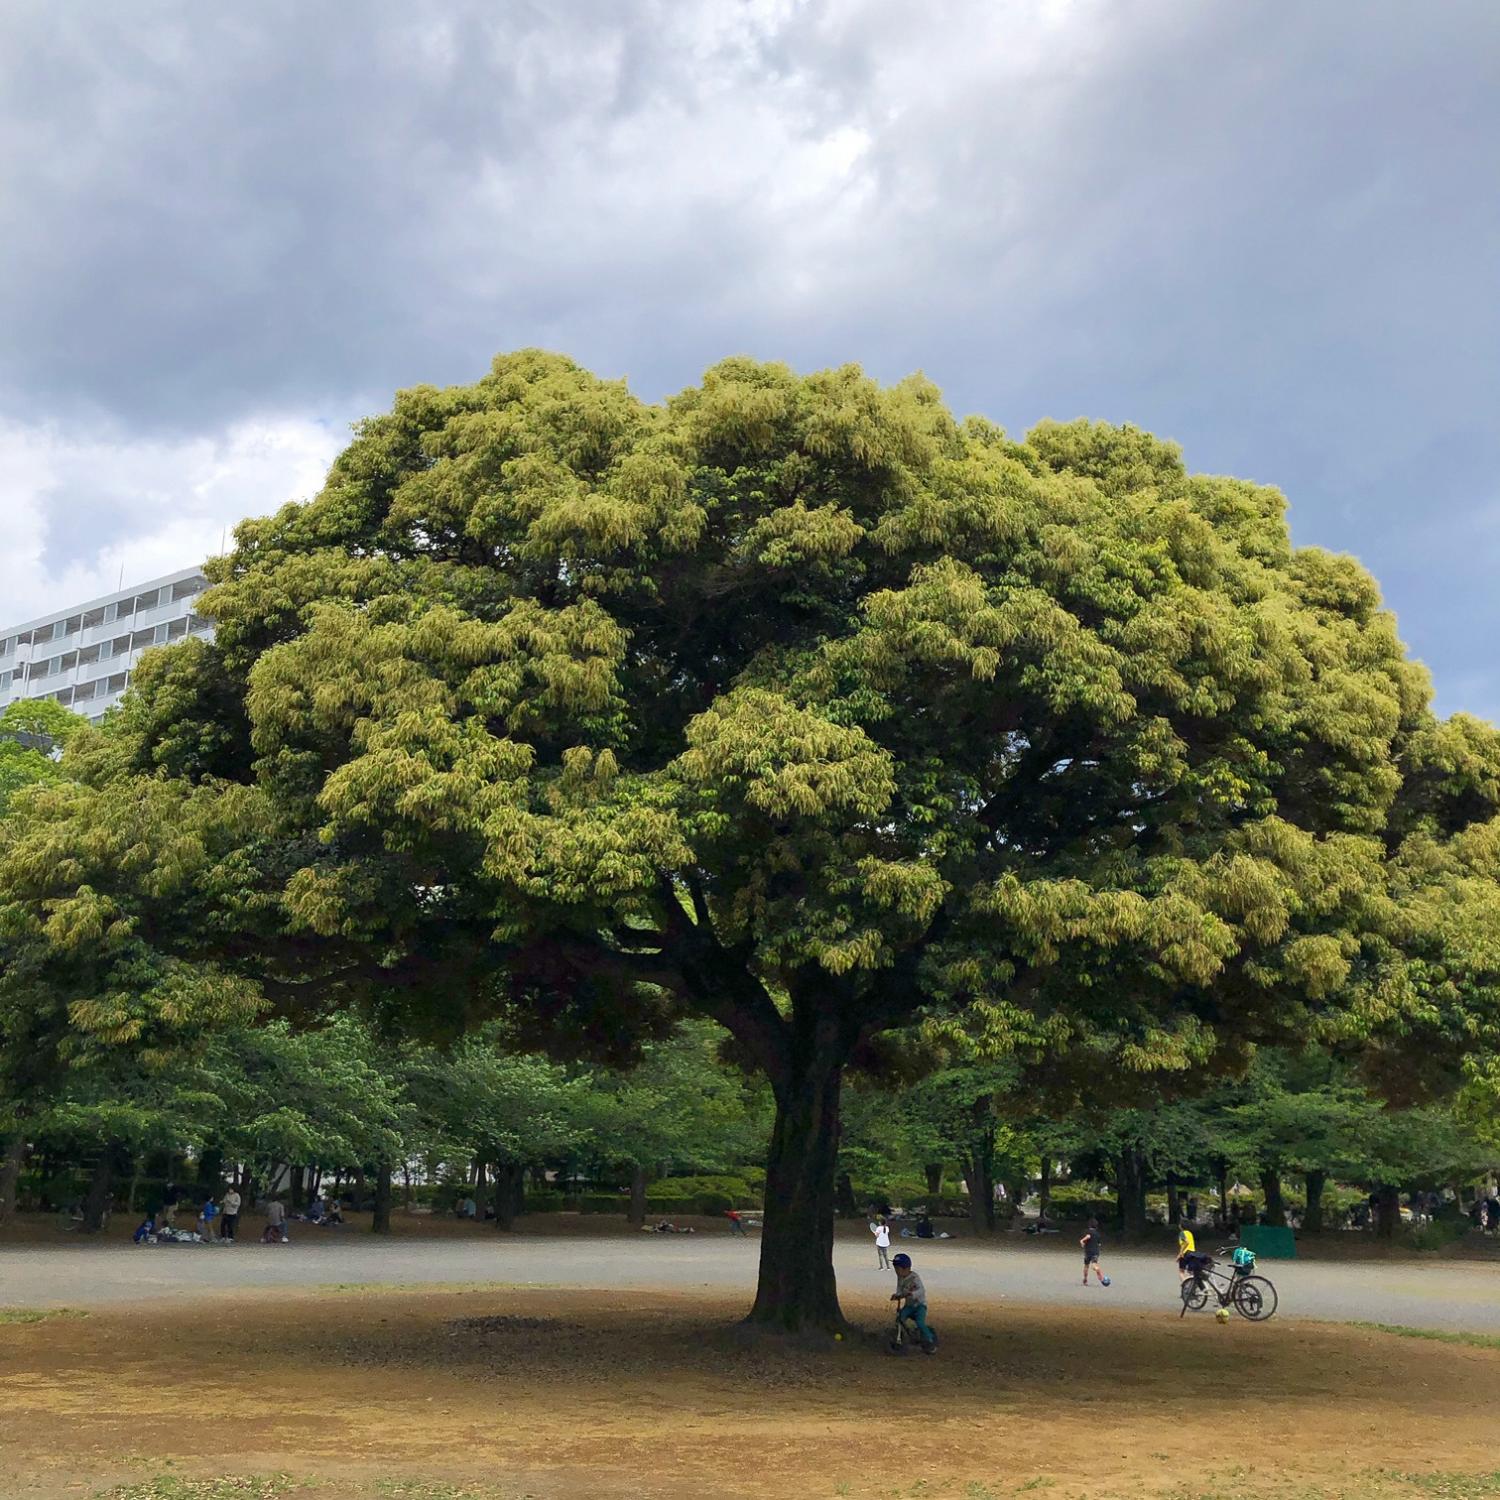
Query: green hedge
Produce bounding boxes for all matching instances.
[512,1174,762,1216]
[647,1174,761,1210]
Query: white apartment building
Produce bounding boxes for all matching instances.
[0,566,214,725]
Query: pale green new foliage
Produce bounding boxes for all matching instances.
[3,349,1497,1326]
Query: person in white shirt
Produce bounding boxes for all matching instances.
[221,1187,242,1242]
[870,1216,892,1269]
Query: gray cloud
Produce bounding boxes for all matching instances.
[0,0,1496,716]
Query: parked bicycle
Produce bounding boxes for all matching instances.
[1179,1244,1278,1321]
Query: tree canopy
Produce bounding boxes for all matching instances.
[4,351,1499,1329]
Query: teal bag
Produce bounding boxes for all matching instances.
[1232,1246,1257,1270]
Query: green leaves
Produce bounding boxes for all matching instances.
[3,348,1496,1146]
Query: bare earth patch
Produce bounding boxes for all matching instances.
[4,1286,1500,1499]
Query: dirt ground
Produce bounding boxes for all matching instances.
[5,1285,1500,1500]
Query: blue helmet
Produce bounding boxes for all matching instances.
[892,1252,912,1268]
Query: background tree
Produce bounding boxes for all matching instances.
[577,1020,770,1224]
[406,1033,588,1229]
[5,353,1499,1332]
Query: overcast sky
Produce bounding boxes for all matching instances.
[1,1,1496,718]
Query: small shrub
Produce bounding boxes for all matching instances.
[1406,1218,1468,1252]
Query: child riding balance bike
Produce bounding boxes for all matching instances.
[889,1252,938,1355]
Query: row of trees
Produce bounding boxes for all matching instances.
[0,979,770,1230]
[4,353,1500,1332]
[845,1050,1500,1239]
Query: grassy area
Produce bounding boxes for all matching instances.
[1352,1322,1500,1352]
[4,1289,1500,1500]
[69,1464,1500,1500]
[0,1305,86,1325]
[96,1480,524,1500]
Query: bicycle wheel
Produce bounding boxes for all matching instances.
[1233,1275,1277,1321]
[1180,1278,1210,1313]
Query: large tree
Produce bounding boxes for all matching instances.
[4,352,1498,1330]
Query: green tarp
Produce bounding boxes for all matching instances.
[1236,1224,1297,1258]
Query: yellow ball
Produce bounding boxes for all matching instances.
[834,1333,844,1341]
[1215,1308,1231,1324]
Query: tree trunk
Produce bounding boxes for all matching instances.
[835,1170,859,1218]
[0,1131,26,1224]
[1039,1156,1052,1221]
[372,1162,393,1234]
[1116,1149,1148,1236]
[1259,1167,1287,1227]
[1166,1178,1181,1227]
[1215,1158,1230,1229]
[196,1146,223,1192]
[628,1163,647,1227]
[1376,1184,1400,1239]
[746,1040,846,1333]
[962,1095,997,1235]
[493,1162,524,1230]
[1303,1169,1327,1234]
[962,1152,994,1235]
[924,1162,945,1197]
[1004,1178,1028,1220]
[82,1146,120,1233]
[402,1162,414,1210]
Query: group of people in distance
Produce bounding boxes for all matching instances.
[131,1185,343,1246]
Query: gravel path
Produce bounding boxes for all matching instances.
[4,1228,1499,1333]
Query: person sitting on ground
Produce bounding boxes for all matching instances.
[890,1252,936,1353]
[132,1212,156,1244]
[305,1193,326,1223]
[264,1195,289,1244]
[915,1214,935,1239]
[324,1196,345,1225]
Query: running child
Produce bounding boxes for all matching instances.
[1080,1218,1107,1286]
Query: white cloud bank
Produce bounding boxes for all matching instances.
[0,416,343,626]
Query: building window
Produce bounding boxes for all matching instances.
[171,577,204,601]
